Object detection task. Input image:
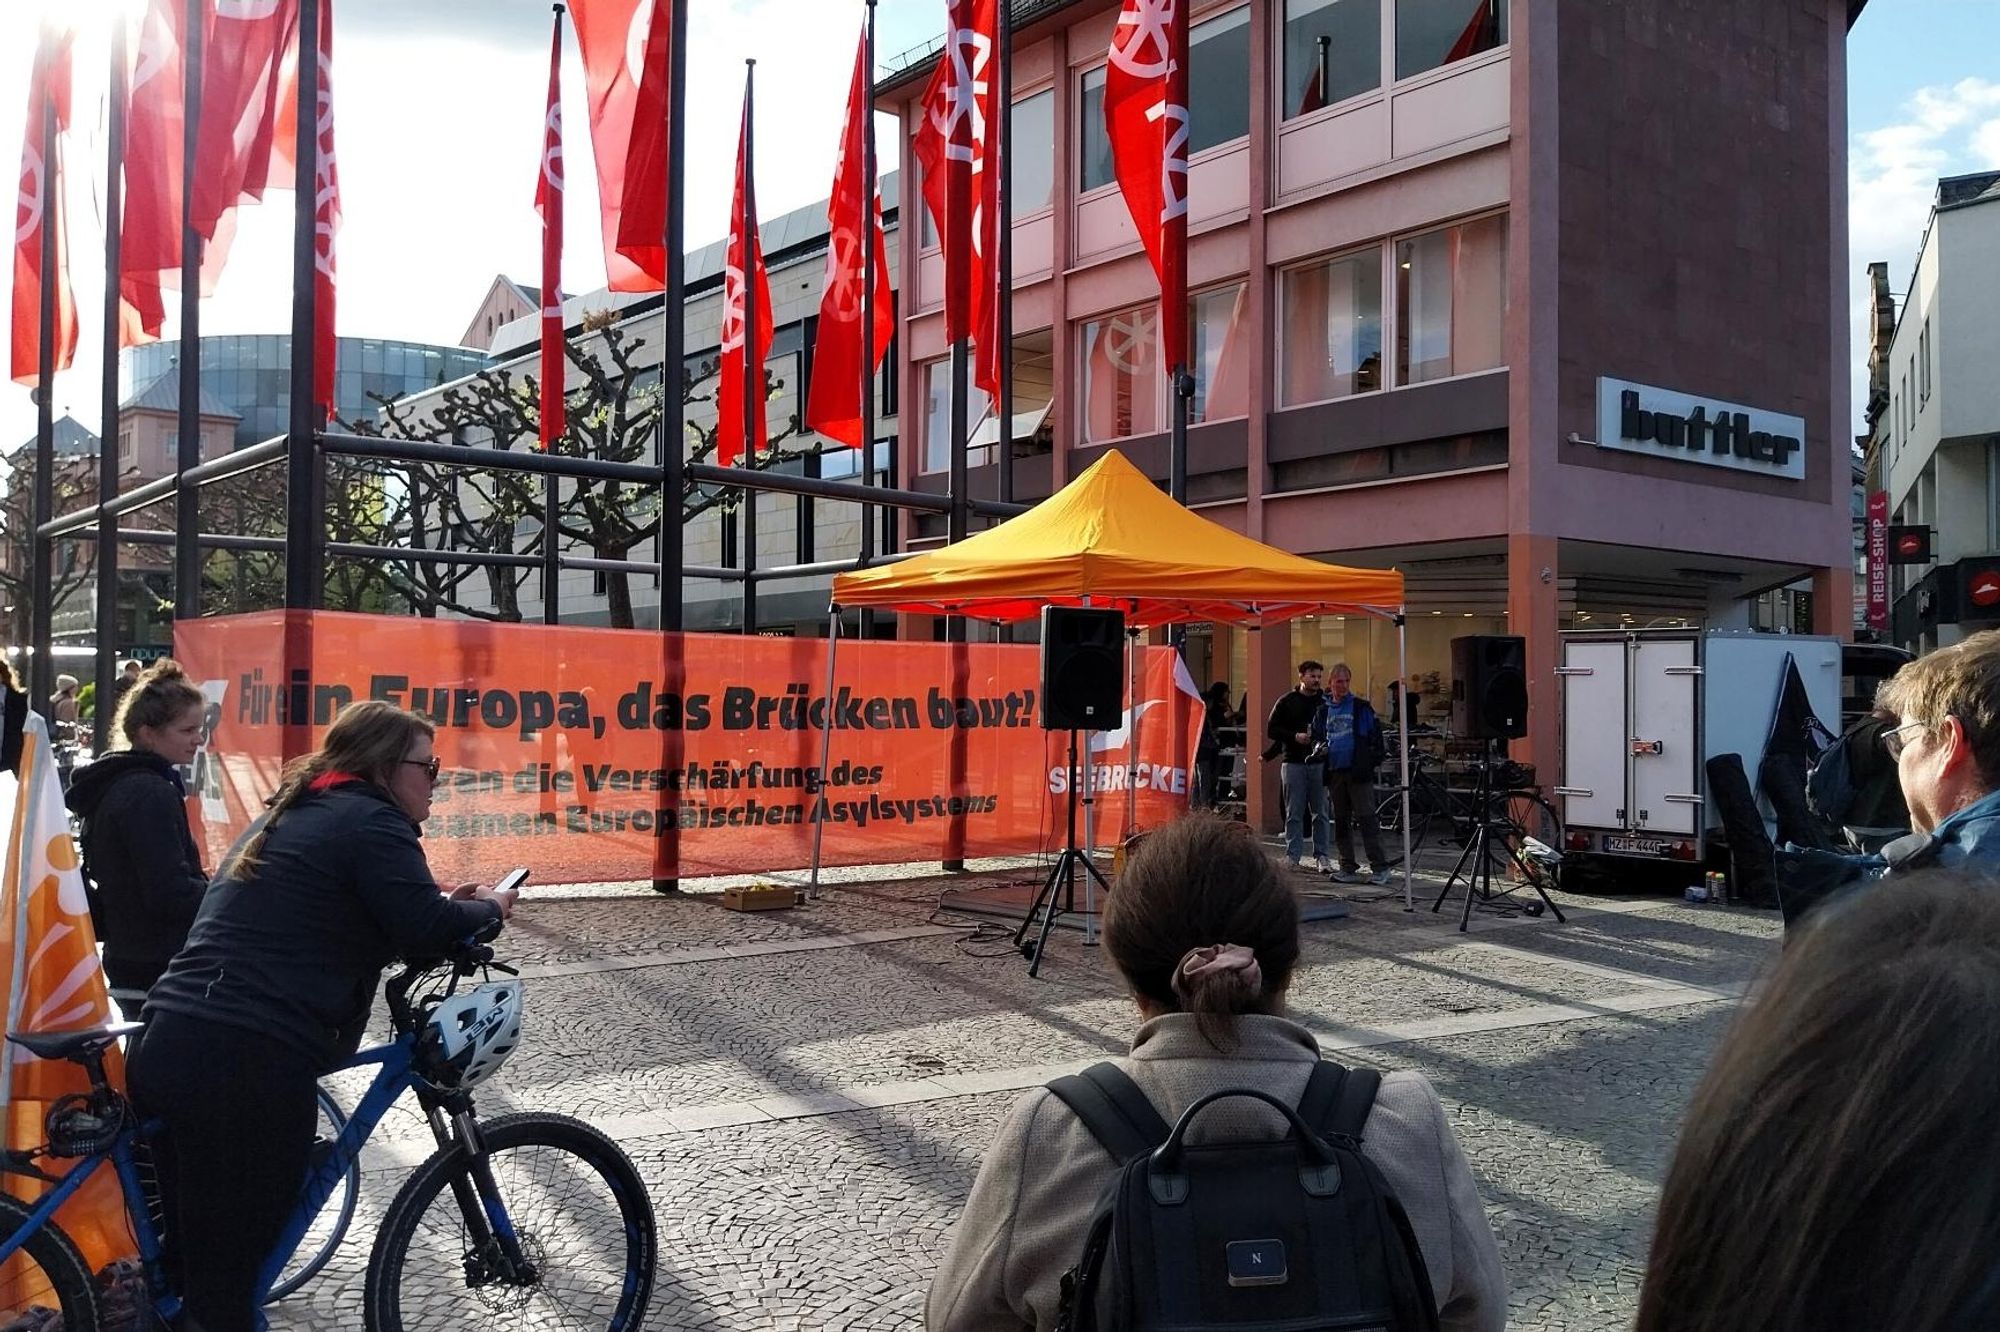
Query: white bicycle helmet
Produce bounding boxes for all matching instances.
[419,981,525,1090]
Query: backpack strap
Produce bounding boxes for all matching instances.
[1297,1060,1382,1144]
[1045,1061,1172,1165]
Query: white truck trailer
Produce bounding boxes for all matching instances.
[1556,630,1843,872]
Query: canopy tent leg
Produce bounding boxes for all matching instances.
[807,606,841,901]
[1398,612,1413,912]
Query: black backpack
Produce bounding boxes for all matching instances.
[1046,1060,1439,1332]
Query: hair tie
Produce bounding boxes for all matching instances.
[1170,944,1262,1004]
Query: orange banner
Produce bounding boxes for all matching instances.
[174,612,1200,886]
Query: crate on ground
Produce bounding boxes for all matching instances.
[719,884,804,912]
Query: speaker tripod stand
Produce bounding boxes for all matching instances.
[1431,740,1567,932]
[1016,730,1110,978]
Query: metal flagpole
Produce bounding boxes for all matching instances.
[808,606,841,899]
[28,59,57,720]
[857,0,878,640]
[1397,612,1413,911]
[94,23,128,755]
[655,0,690,894]
[175,0,204,623]
[995,0,1013,507]
[285,0,323,613]
[739,60,759,636]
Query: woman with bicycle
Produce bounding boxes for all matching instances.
[130,701,518,1332]
[65,659,210,1014]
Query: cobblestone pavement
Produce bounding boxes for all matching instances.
[267,857,1777,1331]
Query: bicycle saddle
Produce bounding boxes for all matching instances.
[6,1022,143,1062]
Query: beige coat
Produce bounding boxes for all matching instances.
[927,1014,1508,1331]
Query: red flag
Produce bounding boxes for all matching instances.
[308,0,340,418]
[537,11,567,448]
[1105,0,1189,376]
[1444,0,1499,64]
[119,0,186,344]
[572,0,670,292]
[911,0,1000,396]
[714,84,771,470]
[11,29,77,386]
[804,26,893,451]
[192,0,300,240]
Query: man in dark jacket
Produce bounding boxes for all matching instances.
[66,747,208,1008]
[1322,663,1391,884]
[1266,660,1330,871]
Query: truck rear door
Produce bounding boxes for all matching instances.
[1630,637,1700,836]
[1560,638,1628,831]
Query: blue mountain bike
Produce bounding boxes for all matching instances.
[0,940,656,1330]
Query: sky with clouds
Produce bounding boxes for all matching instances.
[3,0,1997,455]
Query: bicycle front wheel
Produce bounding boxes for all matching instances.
[0,1193,101,1331]
[363,1112,656,1332]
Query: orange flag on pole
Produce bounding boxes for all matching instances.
[1,716,137,1271]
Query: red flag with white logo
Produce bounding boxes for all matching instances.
[537,10,567,448]
[804,25,893,451]
[1105,0,1189,375]
[911,0,1000,397]
[308,0,339,418]
[11,29,77,385]
[119,0,185,344]
[714,81,771,469]
[192,0,300,240]
[572,0,670,292]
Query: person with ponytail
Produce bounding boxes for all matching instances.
[928,814,1506,1331]
[129,700,517,1332]
[64,658,211,1012]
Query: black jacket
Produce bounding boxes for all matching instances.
[1265,689,1325,764]
[144,781,503,1071]
[66,750,209,995]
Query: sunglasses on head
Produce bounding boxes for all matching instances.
[401,756,443,782]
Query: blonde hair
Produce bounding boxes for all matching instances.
[112,658,205,751]
[221,701,435,880]
[1878,629,2000,787]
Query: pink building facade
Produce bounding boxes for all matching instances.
[880,0,1859,828]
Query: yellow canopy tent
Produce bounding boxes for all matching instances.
[830,450,1404,625]
[809,449,1417,911]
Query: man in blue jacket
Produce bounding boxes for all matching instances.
[1779,630,2000,921]
[1321,664,1391,885]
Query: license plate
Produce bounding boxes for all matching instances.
[1605,836,1671,857]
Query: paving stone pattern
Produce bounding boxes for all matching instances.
[267,867,1780,1331]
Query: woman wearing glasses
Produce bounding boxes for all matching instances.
[129,700,518,1332]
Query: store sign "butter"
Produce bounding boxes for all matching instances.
[1593,378,1806,481]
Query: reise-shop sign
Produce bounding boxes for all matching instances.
[1594,378,1806,481]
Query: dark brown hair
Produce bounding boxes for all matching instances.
[1101,813,1300,1050]
[221,700,434,879]
[1637,872,2000,1332]
[112,658,205,751]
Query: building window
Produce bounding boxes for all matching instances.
[1283,0,1381,119]
[1080,307,1162,443]
[1395,213,1507,386]
[968,328,1059,467]
[1187,7,1252,156]
[1189,284,1250,423]
[1920,317,1931,404]
[1079,69,1113,192]
[1280,246,1384,405]
[922,358,952,473]
[1080,6,1250,192]
[1011,89,1055,215]
[1395,0,1506,82]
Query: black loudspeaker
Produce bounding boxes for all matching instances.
[1041,607,1126,731]
[1451,635,1528,740]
